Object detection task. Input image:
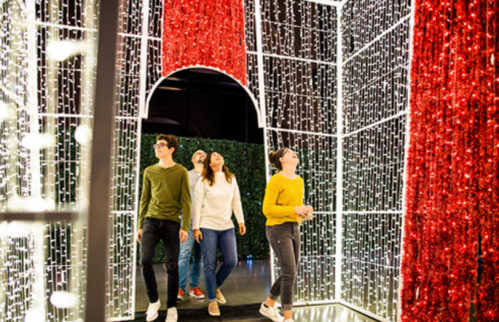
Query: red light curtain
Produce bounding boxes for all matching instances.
[161,0,247,85]
[401,0,498,321]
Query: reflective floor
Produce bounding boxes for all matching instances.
[238,305,379,322]
[135,259,273,311]
[134,260,378,322]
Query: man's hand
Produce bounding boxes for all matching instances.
[136,229,143,243]
[193,229,203,243]
[179,229,188,243]
[306,205,314,214]
[239,223,246,235]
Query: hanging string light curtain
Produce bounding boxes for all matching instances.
[162,0,247,85]
[401,0,498,321]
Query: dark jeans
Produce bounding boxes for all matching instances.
[140,217,180,308]
[266,222,300,311]
[199,228,238,302]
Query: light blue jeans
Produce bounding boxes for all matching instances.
[199,228,238,302]
[178,222,204,291]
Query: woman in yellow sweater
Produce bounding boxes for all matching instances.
[259,148,313,322]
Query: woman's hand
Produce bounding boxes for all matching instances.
[193,229,203,243]
[294,206,309,217]
[306,205,314,214]
[239,223,246,235]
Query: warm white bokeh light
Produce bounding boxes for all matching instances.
[75,124,92,144]
[0,102,15,120]
[46,41,79,61]
[50,291,78,309]
[21,133,54,150]
[24,310,44,322]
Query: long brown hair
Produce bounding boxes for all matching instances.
[202,152,234,186]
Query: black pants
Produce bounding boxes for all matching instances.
[141,217,180,308]
[266,222,300,311]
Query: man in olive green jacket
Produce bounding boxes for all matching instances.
[136,134,191,322]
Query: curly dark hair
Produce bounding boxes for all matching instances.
[202,152,234,187]
[156,134,179,157]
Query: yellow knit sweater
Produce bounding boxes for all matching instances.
[262,173,304,226]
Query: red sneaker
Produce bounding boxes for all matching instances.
[189,286,205,299]
[177,289,184,301]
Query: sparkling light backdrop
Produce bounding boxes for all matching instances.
[0,0,415,321]
[341,0,412,320]
[255,0,338,303]
[401,0,499,321]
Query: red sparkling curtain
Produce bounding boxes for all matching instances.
[161,0,247,85]
[401,0,498,321]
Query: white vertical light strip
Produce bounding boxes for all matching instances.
[79,1,97,320]
[32,223,46,321]
[335,2,344,302]
[254,0,274,283]
[27,0,41,200]
[131,1,151,318]
[253,0,267,130]
[139,0,151,119]
[44,1,58,213]
[80,0,96,211]
[26,2,45,320]
[397,0,416,320]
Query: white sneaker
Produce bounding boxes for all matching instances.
[165,307,178,322]
[259,302,284,322]
[145,300,161,322]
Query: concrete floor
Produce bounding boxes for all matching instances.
[134,260,379,322]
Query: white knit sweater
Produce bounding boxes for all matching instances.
[192,172,245,230]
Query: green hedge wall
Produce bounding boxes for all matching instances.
[139,134,270,261]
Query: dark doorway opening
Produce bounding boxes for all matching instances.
[143,68,263,144]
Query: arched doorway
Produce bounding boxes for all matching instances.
[135,67,269,315]
[143,68,263,144]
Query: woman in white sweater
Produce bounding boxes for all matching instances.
[193,152,246,317]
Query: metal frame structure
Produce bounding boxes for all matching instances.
[0,0,415,321]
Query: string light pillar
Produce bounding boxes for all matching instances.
[253,0,274,283]
[79,2,99,320]
[126,0,152,317]
[26,1,46,319]
[1,2,38,319]
[139,0,151,118]
[335,0,344,304]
